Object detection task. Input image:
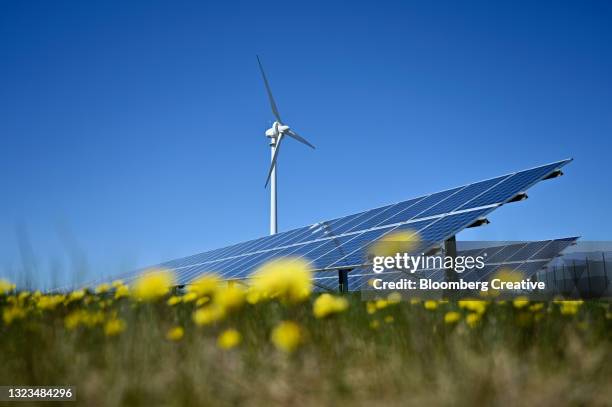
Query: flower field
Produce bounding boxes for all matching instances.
[0,261,611,406]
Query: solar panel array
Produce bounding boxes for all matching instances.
[340,237,578,292]
[111,159,571,288]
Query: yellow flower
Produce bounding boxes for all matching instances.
[313,293,349,319]
[444,311,461,324]
[192,304,225,326]
[167,295,182,306]
[529,303,544,312]
[410,298,421,305]
[375,299,389,309]
[215,286,246,311]
[2,306,25,325]
[196,297,210,307]
[368,230,420,258]
[458,299,487,314]
[0,279,16,294]
[187,274,221,297]
[217,328,242,349]
[131,269,175,301]
[65,310,105,330]
[424,300,438,310]
[111,280,124,288]
[182,292,198,302]
[466,312,481,328]
[114,284,129,299]
[249,257,313,303]
[366,301,377,315]
[37,295,65,310]
[95,283,111,294]
[246,286,263,304]
[104,318,126,336]
[384,315,394,324]
[512,296,529,309]
[387,291,402,304]
[166,326,184,341]
[64,311,84,330]
[68,290,85,302]
[271,321,302,353]
[369,320,380,330]
[558,300,583,315]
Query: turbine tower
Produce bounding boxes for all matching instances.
[257,56,315,235]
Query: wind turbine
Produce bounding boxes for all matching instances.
[257,55,315,235]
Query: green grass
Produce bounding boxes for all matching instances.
[1,294,611,406]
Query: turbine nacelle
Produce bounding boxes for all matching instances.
[265,121,290,139]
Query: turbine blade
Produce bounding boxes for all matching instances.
[286,129,315,149]
[256,55,282,123]
[265,135,284,187]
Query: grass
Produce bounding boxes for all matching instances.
[1,284,611,407]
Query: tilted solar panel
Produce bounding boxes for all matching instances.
[109,159,571,288]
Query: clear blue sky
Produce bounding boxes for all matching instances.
[1,0,611,288]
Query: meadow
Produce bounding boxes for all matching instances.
[1,261,610,407]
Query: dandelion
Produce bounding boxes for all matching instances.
[512,296,529,309]
[196,297,210,307]
[249,257,313,303]
[0,279,15,294]
[369,320,380,330]
[111,280,124,288]
[131,269,175,301]
[95,283,111,294]
[37,295,65,310]
[215,285,246,311]
[68,290,85,302]
[366,301,377,315]
[384,315,394,324]
[559,300,583,315]
[424,300,438,310]
[271,321,302,353]
[375,299,389,310]
[368,230,420,258]
[192,304,225,326]
[2,306,25,325]
[313,294,349,319]
[167,295,182,306]
[458,299,487,314]
[182,292,198,302]
[529,303,544,312]
[114,284,129,299]
[444,311,461,324]
[217,328,241,349]
[466,312,481,328]
[387,291,402,304]
[166,326,184,341]
[104,318,126,336]
[187,274,221,297]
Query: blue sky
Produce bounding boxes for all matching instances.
[1,0,611,288]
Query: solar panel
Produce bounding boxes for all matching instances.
[345,237,578,291]
[108,159,571,288]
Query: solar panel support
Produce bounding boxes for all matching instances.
[338,269,350,293]
[508,193,528,203]
[444,236,458,283]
